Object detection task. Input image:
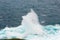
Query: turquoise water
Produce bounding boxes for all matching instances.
[44,25,60,34]
[0,9,60,40]
[0,0,60,39]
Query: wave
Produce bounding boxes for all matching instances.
[0,9,60,40]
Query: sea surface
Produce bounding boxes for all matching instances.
[0,0,60,30]
[0,9,60,40]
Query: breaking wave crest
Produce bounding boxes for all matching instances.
[0,9,60,40]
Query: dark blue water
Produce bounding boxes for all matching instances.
[0,0,60,29]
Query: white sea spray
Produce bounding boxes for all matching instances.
[0,9,60,40]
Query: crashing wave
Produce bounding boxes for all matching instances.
[0,9,60,40]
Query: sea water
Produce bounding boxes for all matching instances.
[0,9,60,40]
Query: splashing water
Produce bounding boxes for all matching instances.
[0,9,60,40]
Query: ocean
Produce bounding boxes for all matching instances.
[0,0,60,30]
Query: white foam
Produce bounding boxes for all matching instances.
[0,9,60,40]
[0,9,43,39]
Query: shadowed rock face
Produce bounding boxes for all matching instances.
[1,38,25,40]
[0,0,60,29]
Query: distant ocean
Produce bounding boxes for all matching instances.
[0,0,60,29]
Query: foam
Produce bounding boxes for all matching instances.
[0,9,60,40]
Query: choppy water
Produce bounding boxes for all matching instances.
[0,9,60,40]
[0,0,60,29]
